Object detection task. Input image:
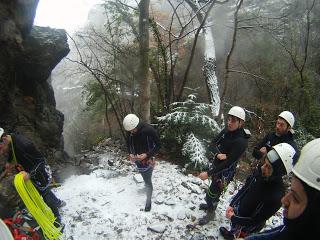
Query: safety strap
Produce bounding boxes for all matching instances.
[10,137,24,172]
[4,215,40,240]
[10,136,18,165]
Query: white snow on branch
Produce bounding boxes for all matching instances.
[203,27,220,117]
[157,111,221,133]
[182,132,209,167]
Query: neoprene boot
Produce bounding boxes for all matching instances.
[198,209,215,225]
[199,203,208,211]
[145,202,151,212]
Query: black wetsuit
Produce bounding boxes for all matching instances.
[8,133,63,222]
[205,127,250,210]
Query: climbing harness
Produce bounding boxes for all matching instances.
[3,210,41,240]
[14,172,63,240]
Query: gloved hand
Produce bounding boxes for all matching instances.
[21,171,30,181]
[198,172,208,180]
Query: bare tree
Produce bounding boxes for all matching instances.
[138,0,151,122]
[218,0,243,121]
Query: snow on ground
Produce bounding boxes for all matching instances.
[54,148,282,239]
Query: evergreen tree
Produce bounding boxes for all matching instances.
[157,94,221,170]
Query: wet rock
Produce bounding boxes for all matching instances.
[155,195,165,204]
[190,177,202,186]
[177,211,187,220]
[147,224,166,233]
[164,198,176,206]
[108,159,114,166]
[163,212,174,221]
[181,181,193,191]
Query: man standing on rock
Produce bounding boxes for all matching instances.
[123,114,160,212]
[198,106,250,225]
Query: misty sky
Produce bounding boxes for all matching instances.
[34,0,102,32]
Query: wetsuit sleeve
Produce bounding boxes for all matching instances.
[231,199,281,227]
[208,131,224,156]
[126,133,134,155]
[229,175,254,206]
[288,140,300,165]
[208,137,247,176]
[22,142,50,188]
[252,134,270,160]
[146,128,160,158]
[29,161,50,189]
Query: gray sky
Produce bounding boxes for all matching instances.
[34,0,102,32]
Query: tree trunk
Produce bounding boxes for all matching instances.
[138,0,151,122]
[218,0,243,121]
[203,28,220,118]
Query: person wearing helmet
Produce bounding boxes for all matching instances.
[123,114,160,212]
[219,143,296,240]
[244,138,320,240]
[252,111,298,164]
[197,106,251,225]
[0,128,66,226]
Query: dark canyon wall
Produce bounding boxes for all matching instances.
[0,0,70,162]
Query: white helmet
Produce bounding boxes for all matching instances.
[0,128,4,138]
[278,111,295,128]
[123,114,139,131]
[293,138,320,191]
[0,219,14,240]
[271,143,296,174]
[228,106,245,121]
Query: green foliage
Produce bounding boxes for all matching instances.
[293,123,315,150]
[82,81,105,112]
[301,105,320,137]
[157,94,221,168]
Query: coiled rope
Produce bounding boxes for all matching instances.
[14,172,63,240]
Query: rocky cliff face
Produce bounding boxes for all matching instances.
[0,0,70,162]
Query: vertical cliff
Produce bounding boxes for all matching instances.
[0,0,70,162]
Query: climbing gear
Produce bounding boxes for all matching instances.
[3,210,41,240]
[14,172,63,239]
[293,138,320,191]
[219,227,235,240]
[228,106,245,121]
[207,182,223,199]
[271,143,296,174]
[219,226,249,239]
[10,136,17,165]
[278,111,295,128]
[134,159,153,173]
[123,114,139,131]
